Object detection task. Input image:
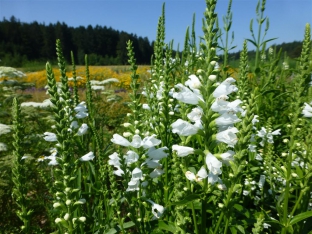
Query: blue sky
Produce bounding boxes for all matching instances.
[0,0,311,52]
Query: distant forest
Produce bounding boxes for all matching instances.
[0,16,305,67]
[0,16,154,67]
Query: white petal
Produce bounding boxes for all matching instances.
[80,152,95,161]
[111,134,131,147]
[131,135,142,148]
[141,135,161,149]
[185,171,196,181]
[172,145,194,157]
[171,119,199,136]
[206,153,222,175]
[147,147,168,160]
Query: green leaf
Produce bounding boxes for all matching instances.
[157,220,177,233]
[235,225,245,234]
[289,211,312,225]
[230,226,237,234]
[246,39,257,48]
[169,194,200,206]
[106,221,135,234]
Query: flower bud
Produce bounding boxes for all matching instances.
[123,123,132,127]
[208,74,217,81]
[79,217,86,222]
[64,213,70,220]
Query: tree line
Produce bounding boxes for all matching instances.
[0,16,154,67]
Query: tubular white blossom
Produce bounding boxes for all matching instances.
[171,119,199,136]
[111,134,131,147]
[80,151,95,161]
[147,147,168,160]
[173,83,203,105]
[147,199,165,219]
[43,132,57,142]
[220,150,235,166]
[77,123,88,136]
[172,145,195,157]
[108,152,121,167]
[141,135,161,149]
[213,77,238,98]
[0,123,11,135]
[206,153,222,175]
[187,107,203,122]
[131,167,143,181]
[216,127,239,147]
[124,150,139,165]
[185,74,202,90]
[215,112,241,127]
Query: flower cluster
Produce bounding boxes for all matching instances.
[171,75,242,186]
[109,133,168,191]
[41,101,93,164]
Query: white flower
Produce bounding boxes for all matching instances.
[126,178,140,192]
[302,103,312,117]
[252,115,259,125]
[208,173,222,185]
[257,127,267,138]
[146,147,168,160]
[220,150,235,166]
[211,96,242,114]
[75,102,88,119]
[147,199,165,219]
[150,168,164,178]
[77,123,88,136]
[21,99,53,108]
[187,107,203,122]
[114,167,124,176]
[215,112,241,127]
[44,132,57,142]
[130,135,142,148]
[248,144,257,153]
[263,223,271,229]
[216,127,239,147]
[171,119,199,136]
[172,145,194,157]
[91,85,105,91]
[185,167,208,182]
[213,77,238,98]
[80,152,95,161]
[142,104,151,110]
[131,167,143,181]
[111,134,131,147]
[124,150,139,165]
[185,74,202,90]
[243,190,249,196]
[206,152,222,175]
[143,159,161,168]
[0,142,8,152]
[173,83,203,105]
[258,175,265,188]
[0,123,11,135]
[70,121,79,129]
[108,152,121,167]
[141,135,161,149]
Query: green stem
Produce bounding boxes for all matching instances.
[255,2,264,68]
[281,138,295,234]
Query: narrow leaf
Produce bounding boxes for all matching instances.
[289,211,312,225]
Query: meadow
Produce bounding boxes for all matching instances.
[1,0,312,233]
